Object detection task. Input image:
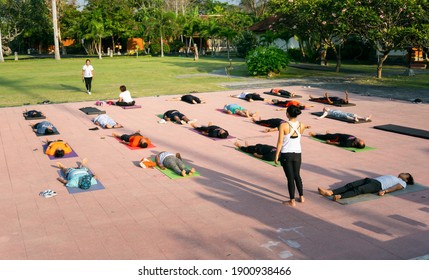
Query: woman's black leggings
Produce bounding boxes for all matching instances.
[84,77,92,92]
[280,153,303,199]
[116,100,135,106]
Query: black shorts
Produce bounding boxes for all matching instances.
[164,110,184,120]
[181,95,201,104]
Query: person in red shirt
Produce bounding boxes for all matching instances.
[112,130,151,148]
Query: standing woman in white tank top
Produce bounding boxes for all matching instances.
[275,106,309,207]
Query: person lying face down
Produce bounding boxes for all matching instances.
[308,131,365,149]
[112,130,151,148]
[155,151,196,177]
[190,122,229,138]
[234,140,277,161]
[93,114,123,129]
[31,121,58,135]
[223,103,258,118]
[163,109,196,125]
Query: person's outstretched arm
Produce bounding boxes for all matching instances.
[378,183,404,196]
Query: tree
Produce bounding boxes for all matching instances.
[345,0,425,78]
[240,0,269,18]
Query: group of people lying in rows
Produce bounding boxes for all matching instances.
[27,89,374,188]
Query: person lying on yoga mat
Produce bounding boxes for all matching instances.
[112,130,151,148]
[223,104,258,118]
[45,139,73,158]
[268,88,296,97]
[317,107,371,122]
[309,91,349,105]
[166,94,206,104]
[25,110,45,118]
[163,109,196,124]
[115,85,135,106]
[230,92,268,102]
[155,151,196,177]
[93,114,123,129]
[234,141,277,161]
[308,131,366,149]
[56,158,97,189]
[269,99,311,110]
[318,173,414,201]
[190,122,229,138]
[31,121,58,135]
[251,116,285,133]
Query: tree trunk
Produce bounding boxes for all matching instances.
[0,29,4,63]
[377,52,389,78]
[160,33,164,57]
[332,44,341,72]
[51,0,61,60]
[98,37,102,59]
[112,36,115,55]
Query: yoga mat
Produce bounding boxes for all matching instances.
[43,143,78,160]
[308,99,356,107]
[57,170,105,194]
[189,128,236,141]
[150,156,200,179]
[310,137,376,152]
[79,107,106,115]
[311,112,371,124]
[121,105,142,109]
[114,136,156,150]
[325,183,429,205]
[23,112,46,120]
[374,124,429,140]
[263,92,302,98]
[235,148,280,167]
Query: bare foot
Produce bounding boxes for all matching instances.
[188,168,195,175]
[233,141,241,148]
[318,187,333,197]
[299,196,305,203]
[291,92,296,97]
[365,115,372,121]
[56,162,65,169]
[181,170,187,177]
[332,195,341,201]
[282,200,296,207]
[81,158,88,167]
[308,132,316,137]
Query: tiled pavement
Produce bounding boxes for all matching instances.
[0,86,428,260]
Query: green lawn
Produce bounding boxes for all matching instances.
[0,56,248,107]
[0,55,428,107]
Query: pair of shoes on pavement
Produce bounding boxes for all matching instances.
[39,189,57,198]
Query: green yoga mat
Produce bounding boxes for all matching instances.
[310,137,376,152]
[325,183,428,205]
[235,148,280,167]
[150,156,200,179]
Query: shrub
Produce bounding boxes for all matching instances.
[246,46,290,76]
[150,41,170,55]
[234,30,258,58]
[287,48,303,62]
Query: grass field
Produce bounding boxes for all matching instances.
[0,55,428,107]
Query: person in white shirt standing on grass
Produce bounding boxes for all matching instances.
[115,85,135,106]
[82,59,94,95]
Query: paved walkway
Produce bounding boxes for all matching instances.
[0,86,428,260]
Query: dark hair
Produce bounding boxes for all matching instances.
[120,85,126,92]
[218,130,229,139]
[139,141,148,148]
[298,105,305,110]
[407,173,414,185]
[45,128,54,135]
[286,105,302,118]
[353,140,366,149]
[86,59,91,63]
[54,149,65,158]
